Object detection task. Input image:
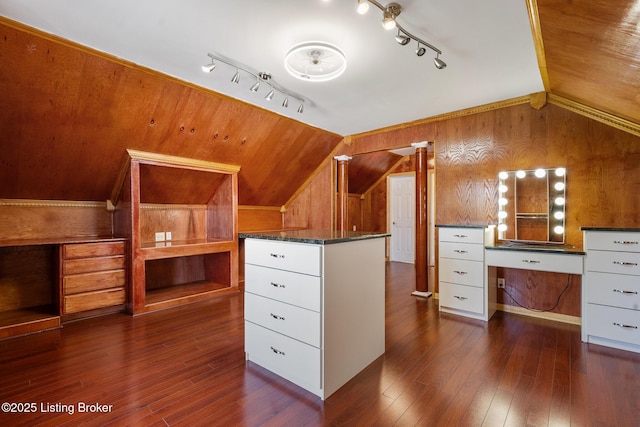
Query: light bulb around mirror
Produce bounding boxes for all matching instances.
[498,224,508,232]
[534,168,546,178]
[553,211,564,219]
[555,197,565,206]
[498,211,508,219]
[499,197,508,206]
[499,184,508,193]
[555,168,566,177]
[554,225,564,234]
[554,182,565,191]
[516,170,526,179]
[498,171,509,180]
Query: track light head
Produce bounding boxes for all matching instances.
[416,44,426,57]
[382,3,401,30]
[356,0,369,14]
[249,80,260,92]
[265,89,274,101]
[433,55,447,69]
[395,31,410,46]
[297,104,304,114]
[231,71,240,84]
[201,62,216,73]
[282,97,289,108]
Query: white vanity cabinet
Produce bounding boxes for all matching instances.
[242,232,386,400]
[437,226,495,321]
[582,229,640,353]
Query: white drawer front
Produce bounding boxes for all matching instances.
[245,238,321,276]
[485,249,583,275]
[245,293,321,347]
[245,321,321,390]
[586,304,640,346]
[245,264,321,312]
[439,258,484,287]
[439,241,484,262]
[439,227,484,244]
[585,231,640,253]
[586,251,640,276]
[439,282,484,314]
[585,272,640,310]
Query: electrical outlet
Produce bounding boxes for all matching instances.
[497,278,505,289]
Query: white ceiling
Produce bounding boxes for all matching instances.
[0,0,544,136]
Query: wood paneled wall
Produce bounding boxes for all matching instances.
[333,101,640,317]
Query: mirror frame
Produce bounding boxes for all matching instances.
[497,167,566,243]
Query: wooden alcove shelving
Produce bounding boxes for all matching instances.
[111,150,240,315]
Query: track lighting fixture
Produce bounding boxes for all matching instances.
[395,30,410,46]
[356,1,446,69]
[356,0,370,14]
[433,53,447,69]
[202,53,305,113]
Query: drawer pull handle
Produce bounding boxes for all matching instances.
[454,295,468,301]
[613,289,638,295]
[453,270,468,275]
[270,346,286,356]
[613,322,638,330]
[270,253,285,259]
[453,234,468,238]
[613,240,639,245]
[613,261,638,266]
[453,250,468,254]
[270,282,285,289]
[522,259,541,264]
[270,313,285,321]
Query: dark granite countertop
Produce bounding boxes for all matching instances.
[486,241,585,255]
[239,230,390,245]
[580,227,640,232]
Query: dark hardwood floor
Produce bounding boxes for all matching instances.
[0,262,638,426]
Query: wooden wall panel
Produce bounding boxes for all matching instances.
[284,161,333,230]
[238,207,282,232]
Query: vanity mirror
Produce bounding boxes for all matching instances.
[497,168,566,243]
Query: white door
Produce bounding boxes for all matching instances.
[389,174,415,263]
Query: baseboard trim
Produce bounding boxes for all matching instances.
[496,303,581,325]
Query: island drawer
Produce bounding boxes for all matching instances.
[439,258,484,287]
[439,283,484,314]
[244,264,321,312]
[585,272,640,310]
[439,228,485,244]
[439,241,484,261]
[245,321,321,391]
[245,239,321,276]
[245,293,320,347]
[586,304,640,346]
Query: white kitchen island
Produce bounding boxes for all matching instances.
[240,230,389,400]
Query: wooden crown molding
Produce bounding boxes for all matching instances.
[548,93,640,137]
[526,0,551,92]
[0,199,106,208]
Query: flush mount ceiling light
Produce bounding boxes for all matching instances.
[201,53,305,113]
[284,42,347,82]
[356,1,447,69]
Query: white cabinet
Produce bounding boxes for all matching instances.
[438,226,495,321]
[583,229,640,353]
[243,235,386,400]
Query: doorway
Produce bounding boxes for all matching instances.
[389,174,415,263]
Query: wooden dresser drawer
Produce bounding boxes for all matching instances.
[63,255,125,275]
[245,321,321,392]
[585,232,640,253]
[64,288,125,314]
[439,241,484,261]
[244,264,321,312]
[439,258,484,287]
[439,227,485,244]
[245,293,320,347]
[245,239,321,276]
[439,283,484,314]
[586,303,640,346]
[586,251,640,276]
[64,270,126,295]
[63,241,125,259]
[585,272,640,310]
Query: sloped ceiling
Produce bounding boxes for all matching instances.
[1,1,640,207]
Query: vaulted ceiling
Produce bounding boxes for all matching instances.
[1,1,639,206]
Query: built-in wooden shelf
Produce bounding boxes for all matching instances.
[0,306,60,340]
